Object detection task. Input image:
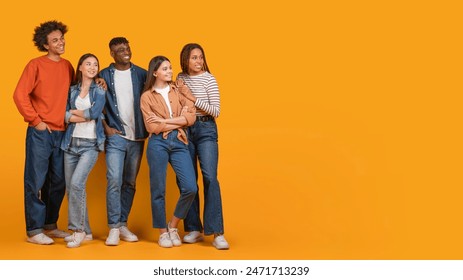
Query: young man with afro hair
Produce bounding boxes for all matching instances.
[13,20,74,245]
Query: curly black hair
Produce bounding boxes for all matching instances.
[33,20,68,52]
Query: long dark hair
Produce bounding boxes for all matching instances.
[143,55,170,92]
[179,43,210,75]
[74,53,99,85]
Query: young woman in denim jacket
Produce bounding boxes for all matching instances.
[140,56,197,248]
[60,53,106,248]
[176,43,229,249]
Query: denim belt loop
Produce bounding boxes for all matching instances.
[196,115,214,122]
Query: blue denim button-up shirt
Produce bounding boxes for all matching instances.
[99,63,148,140]
[61,81,106,152]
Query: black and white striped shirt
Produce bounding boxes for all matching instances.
[177,72,220,118]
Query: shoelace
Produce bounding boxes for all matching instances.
[169,228,180,239]
[70,232,85,243]
[68,233,79,243]
[160,232,170,241]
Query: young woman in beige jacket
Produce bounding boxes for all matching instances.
[140,55,197,248]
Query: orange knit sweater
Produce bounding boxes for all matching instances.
[13,55,74,131]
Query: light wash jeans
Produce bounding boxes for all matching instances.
[183,119,225,235]
[105,134,144,228]
[64,137,99,233]
[24,127,66,237]
[147,130,197,228]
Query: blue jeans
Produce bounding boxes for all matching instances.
[64,138,99,233]
[105,134,144,228]
[183,119,225,235]
[147,130,197,229]
[24,127,66,237]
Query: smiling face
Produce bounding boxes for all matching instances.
[154,60,173,84]
[110,43,132,69]
[44,30,65,57]
[79,56,99,80]
[187,48,205,76]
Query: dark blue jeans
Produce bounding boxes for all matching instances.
[24,127,66,237]
[147,130,196,229]
[183,119,225,235]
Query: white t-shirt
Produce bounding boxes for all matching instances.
[72,94,96,139]
[114,69,135,140]
[155,85,173,118]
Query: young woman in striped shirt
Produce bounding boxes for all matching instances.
[176,43,229,250]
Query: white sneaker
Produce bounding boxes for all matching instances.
[183,231,204,243]
[66,232,86,248]
[158,232,173,248]
[64,233,93,242]
[44,229,70,238]
[212,235,230,250]
[27,233,54,245]
[167,224,182,247]
[120,226,138,242]
[105,228,120,246]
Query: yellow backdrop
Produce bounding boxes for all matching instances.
[0,0,462,260]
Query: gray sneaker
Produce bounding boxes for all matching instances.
[105,228,120,246]
[120,226,138,242]
[64,233,93,242]
[168,227,182,247]
[183,231,204,243]
[158,232,173,248]
[212,235,230,250]
[66,232,86,248]
[44,229,70,238]
[27,233,54,245]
